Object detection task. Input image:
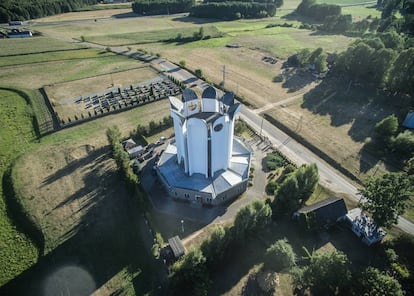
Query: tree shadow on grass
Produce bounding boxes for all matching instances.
[112,12,140,19]
[358,140,402,174]
[171,16,222,25]
[1,151,159,296]
[281,68,315,93]
[301,77,405,141]
[41,146,107,186]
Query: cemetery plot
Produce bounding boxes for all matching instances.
[45,72,181,126]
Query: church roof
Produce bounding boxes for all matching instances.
[182,88,198,102]
[202,86,217,100]
[221,92,234,106]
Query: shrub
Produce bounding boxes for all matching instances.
[272,74,284,83]
[265,238,296,271]
[265,152,287,170]
[266,181,278,195]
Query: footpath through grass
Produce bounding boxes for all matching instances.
[0,89,38,286]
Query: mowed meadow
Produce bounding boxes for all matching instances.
[0,0,400,293]
[0,33,170,292]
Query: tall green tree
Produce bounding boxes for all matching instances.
[272,174,300,214]
[394,130,414,156]
[233,200,272,240]
[200,225,230,270]
[374,114,398,144]
[355,267,404,296]
[293,250,351,294]
[359,172,413,229]
[371,48,397,86]
[295,163,319,203]
[170,248,210,296]
[265,238,296,271]
[388,48,414,96]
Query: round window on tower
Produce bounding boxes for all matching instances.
[214,123,223,132]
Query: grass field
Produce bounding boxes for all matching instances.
[4,99,171,294]
[0,89,38,286]
[0,37,86,56]
[0,48,114,67]
[85,25,222,46]
[0,49,144,90]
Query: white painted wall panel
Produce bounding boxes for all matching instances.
[202,98,219,113]
[211,115,230,175]
[187,118,208,177]
[171,112,187,172]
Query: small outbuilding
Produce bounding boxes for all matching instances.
[168,236,185,259]
[295,197,347,229]
[341,208,386,246]
[122,138,137,150]
[127,145,144,159]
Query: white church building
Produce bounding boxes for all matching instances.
[156,86,252,206]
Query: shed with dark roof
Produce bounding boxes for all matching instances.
[296,197,347,228]
[168,236,185,259]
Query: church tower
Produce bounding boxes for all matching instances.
[169,87,240,178]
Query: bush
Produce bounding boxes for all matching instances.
[195,68,203,78]
[394,130,414,157]
[266,181,278,195]
[272,74,284,82]
[265,152,287,170]
[265,238,296,271]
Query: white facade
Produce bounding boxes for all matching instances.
[169,87,240,178]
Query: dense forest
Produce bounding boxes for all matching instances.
[131,0,194,15]
[190,0,283,20]
[0,0,98,23]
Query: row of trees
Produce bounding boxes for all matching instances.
[335,36,414,95]
[296,0,341,22]
[106,126,140,191]
[204,0,283,4]
[271,163,319,216]
[292,248,404,295]
[131,0,194,15]
[0,0,97,22]
[170,200,272,295]
[190,2,277,20]
[288,47,328,72]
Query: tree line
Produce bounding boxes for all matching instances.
[189,1,279,20]
[296,0,341,22]
[335,35,414,97]
[0,0,98,23]
[131,0,194,15]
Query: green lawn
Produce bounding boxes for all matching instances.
[0,52,143,90]
[85,25,222,46]
[0,48,113,67]
[0,37,86,56]
[0,89,38,286]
